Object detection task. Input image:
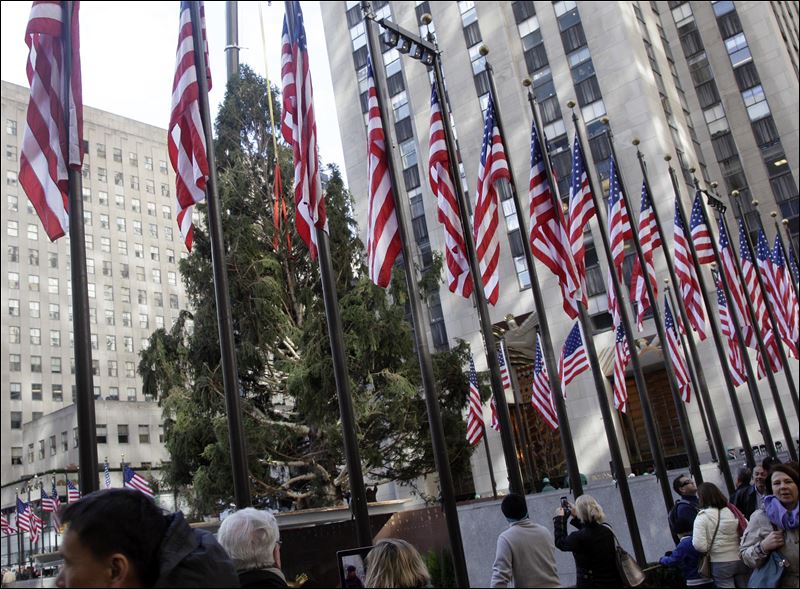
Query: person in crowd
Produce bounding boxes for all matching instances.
[55,488,238,588]
[740,464,799,588]
[541,477,556,492]
[669,474,700,536]
[217,507,287,588]
[731,464,769,520]
[490,493,560,588]
[363,538,430,588]
[344,565,365,588]
[659,525,713,588]
[2,567,17,588]
[692,482,750,588]
[553,494,623,588]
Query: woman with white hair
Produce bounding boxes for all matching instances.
[217,508,287,588]
[553,494,623,588]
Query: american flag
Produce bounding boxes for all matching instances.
[168,1,211,251]
[673,201,707,339]
[607,157,632,278]
[529,121,582,318]
[490,395,500,431]
[281,1,326,259]
[41,486,57,513]
[613,322,631,412]
[690,193,715,264]
[16,498,32,533]
[757,230,799,359]
[30,513,43,544]
[771,235,799,357]
[559,322,589,392]
[474,93,509,306]
[66,479,80,503]
[104,458,112,489]
[568,133,596,285]
[664,297,692,403]
[52,479,61,513]
[19,1,84,241]
[465,354,484,446]
[123,465,154,499]
[717,217,755,349]
[715,273,747,386]
[788,247,799,285]
[630,182,660,331]
[531,335,559,430]
[1,514,15,535]
[429,86,472,298]
[365,58,401,288]
[497,342,512,392]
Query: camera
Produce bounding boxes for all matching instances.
[560,496,570,515]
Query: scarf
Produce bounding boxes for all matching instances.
[763,495,799,531]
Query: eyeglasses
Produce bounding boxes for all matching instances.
[679,479,693,488]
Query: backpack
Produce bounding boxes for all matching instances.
[668,498,698,536]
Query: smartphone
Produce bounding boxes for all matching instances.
[337,546,372,588]
[560,496,569,509]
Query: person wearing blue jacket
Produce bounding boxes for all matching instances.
[659,531,713,588]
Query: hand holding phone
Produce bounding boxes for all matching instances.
[560,496,570,509]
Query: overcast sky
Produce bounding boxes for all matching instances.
[0,0,348,184]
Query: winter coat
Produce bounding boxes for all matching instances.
[490,519,560,588]
[730,484,759,521]
[553,515,623,588]
[239,567,288,589]
[740,508,799,589]
[692,507,741,563]
[659,536,713,586]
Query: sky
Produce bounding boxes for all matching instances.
[0,0,348,184]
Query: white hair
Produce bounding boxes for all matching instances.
[217,508,280,572]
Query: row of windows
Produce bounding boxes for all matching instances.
[7,217,178,245]
[9,352,150,375]
[79,163,170,196]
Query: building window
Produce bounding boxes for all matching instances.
[61,430,68,451]
[9,299,20,317]
[96,424,107,444]
[10,382,22,400]
[30,327,41,345]
[10,354,22,371]
[50,435,57,456]
[160,160,168,174]
[11,412,22,430]
[53,385,63,403]
[32,383,43,401]
[118,424,129,444]
[9,325,20,344]
[145,156,153,170]
[8,271,19,289]
[8,245,19,262]
[107,336,117,352]
[11,447,22,465]
[7,119,17,135]
[31,356,42,373]
[126,361,136,378]
[138,425,150,444]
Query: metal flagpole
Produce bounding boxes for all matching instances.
[525,88,645,561]
[63,0,98,495]
[482,52,583,496]
[188,1,251,508]
[362,6,468,585]
[481,424,498,499]
[224,1,239,80]
[691,178,778,461]
[426,34,524,497]
[604,127,702,485]
[779,217,799,262]
[570,110,675,517]
[773,215,799,290]
[669,166,755,467]
[636,148,733,492]
[16,490,23,569]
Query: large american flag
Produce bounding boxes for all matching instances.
[66,479,80,503]
[490,395,500,431]
[465,354,484,446]
[607,157,632,278]
[717,218,757,353]
[568,133,596,285]
[757,230,799,359]
[529,121,582,318]
[497,341,512,392]
[1,514,15,535]
[770,235,799,357]
[532,334,558,430]
[365,58,401,288]
[474,93,509,306]
[613,321,631,412]
[690,193,715,264]
[168,1,211,251]
[19,0,83,241]
[124,465,154,498]
[715,272,747,386]
[630,182,660,331]
[664,297,691,403]
[559,321,589,392]
[673,201,707,339]
[16,498,32,533]
[41,486,57,513]
[281,1,326,259]
[429,86,472,298]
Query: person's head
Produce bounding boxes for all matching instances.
[769,464,799,510]
[217,508,281,573]
[55,488,168,588]
[761,456,780,473]
[363,539,430,588]
[573,495,606,524]
[753,465,768,494]
[500,493,528,522]
[735,466,752,488]
[346,565,358,579]
[696,482,727,509]
[673,474,697,497]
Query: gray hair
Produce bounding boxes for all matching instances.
[217,508,280,572]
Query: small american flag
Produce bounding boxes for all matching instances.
[568,132,596,284]
[715,275,745,387]
[771,235,799,357]
[664,297,691,403]
[19,0,84,242]
[531,334,558,430]
[607,157,632,278]
[30,512,43,544]
[630,182,660,331]
[365,57,401,288]
[497,342,512,392]
[490,395,500,432]
[16,498,32,533]
[66,479,80,503]
[123,465,154,499]
[465,354,484,446]
[41,486,56,513]
[673,202,707,339]
[104,458,112,489]
[559,322,589,392]
[717,218,755,349]
[168,1,212,251]
[613,322,631,413]
[52,479,61,513]
[756,229,798,359]
[689,193,715,264]
[429,85,472,298]
[1,514,15,535]
[529,121,582,319]
[474,93,509,306]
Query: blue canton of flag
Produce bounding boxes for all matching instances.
[124,465,154,499]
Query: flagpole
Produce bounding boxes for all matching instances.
[635,148,733,492]
[668,166,755,467]
[481,50,583,497]
[425,33,524,498]
[224,1,239,80]
[51,477,58,552]
[15,490,22,569]
[570,110,675,520]
[481,424,498,499]
[603,124,702,486]
[691,178,780,461]
[187,1,251,509]
[773,214,799,291]
[779,217,799,262]
[504,337,538,492]
[525,86,645,560]
[362,6,469,585]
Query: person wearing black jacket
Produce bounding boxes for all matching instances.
[553,494,624,588]
[217,507,288,589]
